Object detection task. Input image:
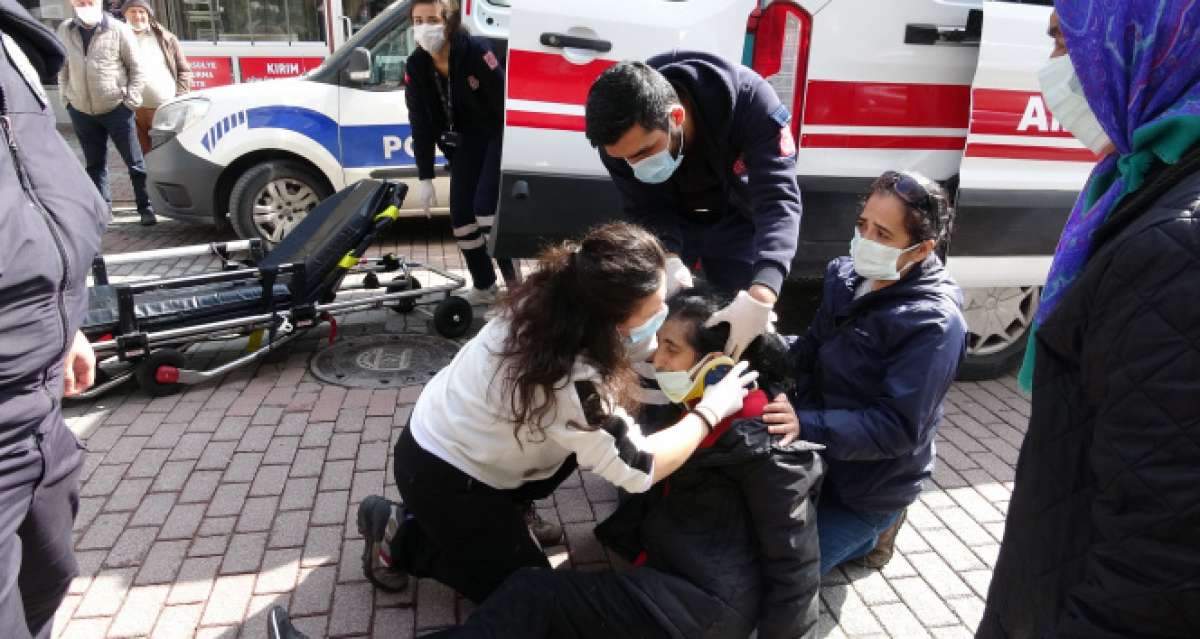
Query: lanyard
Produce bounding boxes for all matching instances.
[431,67,454,132]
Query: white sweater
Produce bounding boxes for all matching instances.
[410,318,655,494]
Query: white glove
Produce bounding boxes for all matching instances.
[694,360,758,425]
[664,255,694,297]
[417,179,437,213]
[704,290,774,359]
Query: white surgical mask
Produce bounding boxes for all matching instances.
[653,353,740,405]
[629,124,684,184]
[849,228,919,281]
[413,24,446,53]
[1038,54,1112,155]
[74,3,103,26]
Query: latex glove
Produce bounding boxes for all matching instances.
[416,179,437,214]
[694,360,758,425]
[762,393,800,446]
[704,290,774,359]
[664,255,694,297]
[62,330,96,397]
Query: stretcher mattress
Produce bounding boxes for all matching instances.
[83,282,291,335]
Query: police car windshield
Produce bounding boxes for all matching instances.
[308,0,412,82]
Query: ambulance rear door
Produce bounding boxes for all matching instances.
[491,0,757,257]
[953,0,1095,284]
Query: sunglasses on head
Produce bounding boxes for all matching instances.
[884,171,942,235]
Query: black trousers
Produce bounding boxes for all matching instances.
[425,565,737,639]
[391,427,575,603]
[448,131,515,291]
[65,103,152,213]
[0,409,84,639]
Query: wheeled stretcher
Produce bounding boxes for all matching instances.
[78,179,475,399]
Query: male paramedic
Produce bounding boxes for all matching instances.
[1,0,109,636]
[584,52,802,358]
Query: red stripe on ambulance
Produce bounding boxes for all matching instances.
[964,143,1097,162]
[507,50,615,106]
[801,80,970,129]
[801,133,966,150]
[506,110,586,132]
[969,88,1075,138]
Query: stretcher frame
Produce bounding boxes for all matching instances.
[76,187,473,399]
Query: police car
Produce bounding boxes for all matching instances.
[146,0,1082,379]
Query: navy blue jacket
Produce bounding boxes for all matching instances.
[789,256,966,513]
[405,30,504,181]
[0,0,108,437]
[598,51,801,294]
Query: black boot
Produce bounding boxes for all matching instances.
[139,209,157,226]
[267,606,310,639]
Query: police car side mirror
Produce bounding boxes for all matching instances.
[347,47,374,83]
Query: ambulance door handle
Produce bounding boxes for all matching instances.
[539,33,612,53]
[511,180,529,201]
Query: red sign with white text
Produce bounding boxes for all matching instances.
[188,56,234,90]
[238,56,325,83]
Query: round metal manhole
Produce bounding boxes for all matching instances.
[310,334,459,389]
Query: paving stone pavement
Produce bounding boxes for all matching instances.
[55,215,1025,638]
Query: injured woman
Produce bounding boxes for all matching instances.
[268,283,825,639]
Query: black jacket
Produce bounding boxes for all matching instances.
[0,0,108,438]
[595,402,824,639]
[405,30,503,181]
[598,51,802,294]
[978,148,1200,639]
[789,255,966,514]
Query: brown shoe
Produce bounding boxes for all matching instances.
[524,503,565,547]
[853,509,907,569]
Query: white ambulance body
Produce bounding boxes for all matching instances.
[145,0,1084,378]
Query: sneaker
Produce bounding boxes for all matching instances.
[267,606,310,639]
[139,210,157,226]
[457,283,499,306]
[356,495,410,592]
[852,509,907,570]
[524,503,564,547]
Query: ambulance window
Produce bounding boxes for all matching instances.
[163,0,324,43]
[366,18,414,89]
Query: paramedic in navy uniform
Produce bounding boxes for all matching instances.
[404,0,516,305]
[585,52,802,358]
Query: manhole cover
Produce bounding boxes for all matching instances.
[310,334,459,389]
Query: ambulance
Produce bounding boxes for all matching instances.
[145,0,1083,379]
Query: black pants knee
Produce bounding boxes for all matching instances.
[390,427,550,603]
[428,565,734,639]
[448,132,515,290]
[0,410,84,639]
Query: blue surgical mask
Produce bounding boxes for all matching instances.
[629,125,684,184]
[624,306,667,351]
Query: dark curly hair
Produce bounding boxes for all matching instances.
[496,222,666,440]
[665,283,794,395]
[584,61,678,147]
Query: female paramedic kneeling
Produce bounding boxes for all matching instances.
[791,171,967,575]
[405,0,516,304]
[268,284,819,639]
[347,223,755,606]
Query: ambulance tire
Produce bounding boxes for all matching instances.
[957,286,1039,381]
[229,160,332,244]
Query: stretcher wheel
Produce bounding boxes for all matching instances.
[433,296,473,338]
[387,276,421,313]
[135,349,186,397]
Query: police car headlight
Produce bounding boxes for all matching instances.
[149,97,210,149]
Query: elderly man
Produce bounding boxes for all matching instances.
[57,0,154,225]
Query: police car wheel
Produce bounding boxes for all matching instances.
[386,276,422,314]
[958,286,1040,381]
[433,296,473,339]
[229,160,331,244]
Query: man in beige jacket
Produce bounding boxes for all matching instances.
[57,0,154,225]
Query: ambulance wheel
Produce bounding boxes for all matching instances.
[386,276,421,313]
[958,286,1040,381]
[229,160,331,245]
[433,297,473,338]
[135,349,186,397]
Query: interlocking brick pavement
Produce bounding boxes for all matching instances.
[55,208,1028,638]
